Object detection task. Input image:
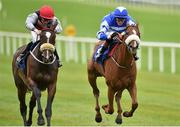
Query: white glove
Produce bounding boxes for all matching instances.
[34,29,41,35]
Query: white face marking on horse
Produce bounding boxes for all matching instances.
[46,50,49,60]
[133,41,137,47]
[132,29,137,35]
[45,32,51,43]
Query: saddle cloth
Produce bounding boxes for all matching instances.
[17,41,39,73]
[93,43,119,65]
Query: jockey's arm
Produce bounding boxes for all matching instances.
[96,20,110,40]
[53,17,63,34]
[25,13,38,31]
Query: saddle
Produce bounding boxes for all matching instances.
[93,42,119,65]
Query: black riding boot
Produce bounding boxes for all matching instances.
[54,49,62,67]
[16,42,33,64]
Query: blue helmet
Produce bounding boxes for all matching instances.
[113,6,128,19]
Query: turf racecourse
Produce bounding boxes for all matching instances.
[0,0,180,126]
[0,55,180,126]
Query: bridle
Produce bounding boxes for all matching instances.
[111,25,141,69]
[30,30,57,65]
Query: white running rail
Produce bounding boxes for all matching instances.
[0,31,180,74]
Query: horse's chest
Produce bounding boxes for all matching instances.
[35,73,53,83]
[107,71,135,90]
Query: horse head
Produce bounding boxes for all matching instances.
[38,28,56,63]
[123,25,141,55]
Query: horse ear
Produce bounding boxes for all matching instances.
[136,23,139,27]
[135,23,141,38]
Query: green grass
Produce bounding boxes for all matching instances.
[0,0,180,126]
[0,0,180,42]
[0,55,180,126]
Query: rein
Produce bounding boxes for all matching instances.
[110,32,137,69]
[30,43,56,65]
[111,56,133,69]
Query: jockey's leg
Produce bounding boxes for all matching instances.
[95,40,109,61]
[16,41,33,64]
[16,31,38,64]
[54,49,62,67]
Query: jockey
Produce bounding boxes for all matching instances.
[95,6,139,61]
[17,5,63,67]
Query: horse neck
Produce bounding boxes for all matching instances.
[113,43,134,66]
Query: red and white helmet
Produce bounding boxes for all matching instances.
[40,5,54,19]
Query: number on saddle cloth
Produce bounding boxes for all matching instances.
[93,43,116,65]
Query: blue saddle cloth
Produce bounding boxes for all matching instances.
[17,41,39,73]
[93,46,109,65]
[93,43,116,65]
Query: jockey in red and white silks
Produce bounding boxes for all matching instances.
[17,5,63,67]
[26,5,62,43]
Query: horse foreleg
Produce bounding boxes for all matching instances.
[102,87,115,114]
[123,83,138,117]
[115,91,123,124]
[88,72,102,123]
[45,84,56,126]
[32,86,45,126]
[17,89,27,126]
[27,93,36,126]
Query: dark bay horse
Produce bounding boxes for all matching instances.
[12,28,59,126]
[87,25,141,124]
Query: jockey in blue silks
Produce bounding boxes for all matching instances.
[95,6,139,61]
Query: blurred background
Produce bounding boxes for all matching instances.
[0,0,180,126]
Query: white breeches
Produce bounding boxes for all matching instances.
[31,31,40,43]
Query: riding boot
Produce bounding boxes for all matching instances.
[95,41,109,61]
[16,41,33,64]
[54,49,62,67]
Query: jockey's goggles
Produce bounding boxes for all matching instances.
[42,18,51,22]
[115,18,125,22]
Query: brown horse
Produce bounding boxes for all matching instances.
[12,28,59,126]
[87,25,140,124]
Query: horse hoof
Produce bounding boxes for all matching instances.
[115,117,122,124]
[102,105,114,114]
[123,111,133,117]
[26,120,32,126]
[37,119,45,126]
[95,114,102,123]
